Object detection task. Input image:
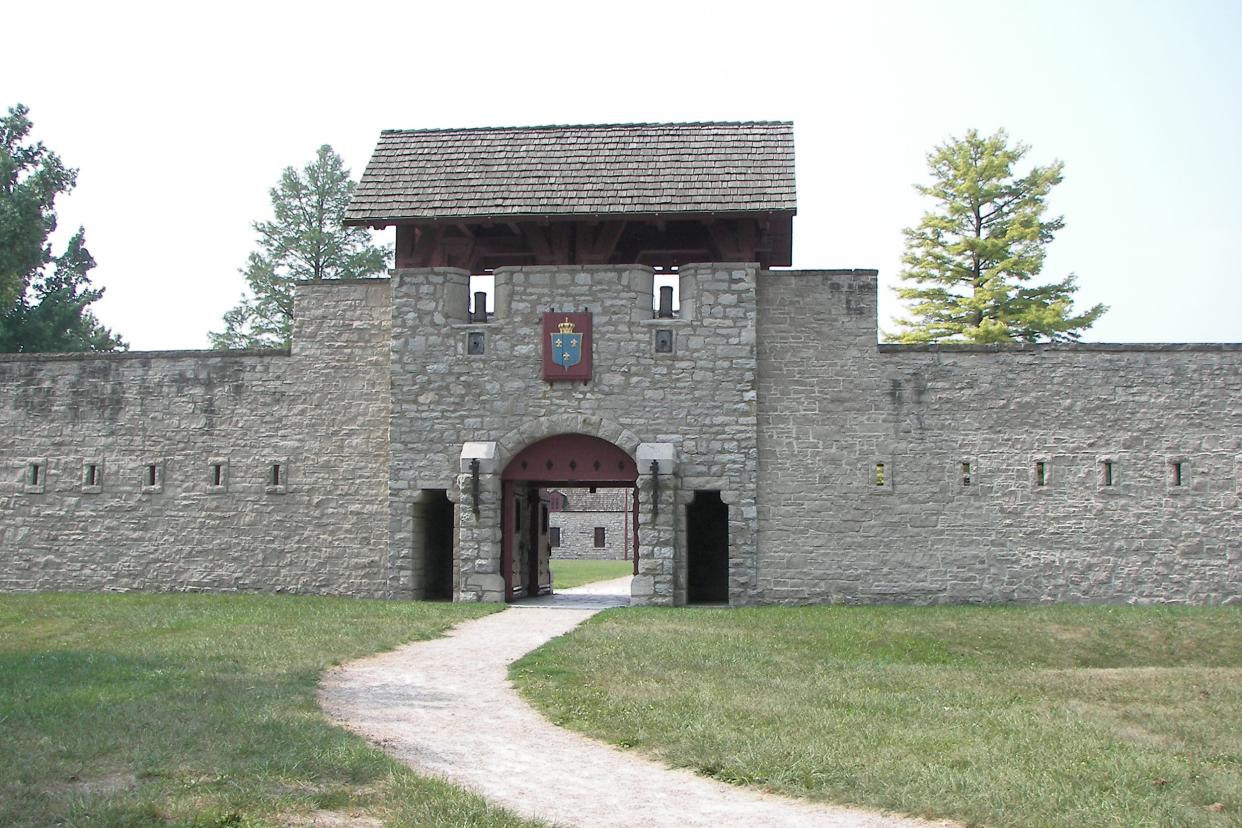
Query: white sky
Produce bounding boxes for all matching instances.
[4,0,1240,348]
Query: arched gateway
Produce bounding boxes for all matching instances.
[500,434,638,601]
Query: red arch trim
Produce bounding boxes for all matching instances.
[501,433,638,484]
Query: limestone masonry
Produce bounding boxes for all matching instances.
[547,489,633,561]
[2,122,1238,605]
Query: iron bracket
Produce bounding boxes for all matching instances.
[470,458,480,515]
[650,459,660,519]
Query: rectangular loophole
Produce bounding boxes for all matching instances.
[1102,460,1115,487]
[208,459,229,492]
[1171,461,1185,487]
[23,459,47,493]
[594,527,606,548]
[142,460,164,493]
[870,458,894,494]
[1035,461,1047,487]
[265,457,288,494]
[81,460,103,493]
[961,462,972,486]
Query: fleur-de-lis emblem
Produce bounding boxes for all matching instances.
[550,317,582,369]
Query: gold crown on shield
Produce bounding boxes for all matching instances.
[558,318,576,334]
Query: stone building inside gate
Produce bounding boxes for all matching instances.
[1,121,1238,605]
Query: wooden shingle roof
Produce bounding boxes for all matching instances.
[344,121,796,225]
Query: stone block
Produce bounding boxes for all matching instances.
[460,441,499,474]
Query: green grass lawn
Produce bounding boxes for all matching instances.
[0,593,545,828]
[512,605,1242,828]
[549,559,633,590]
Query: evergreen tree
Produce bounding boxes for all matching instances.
[211,145,389,348]
[890,129,1106,343]
[0,103,124,352]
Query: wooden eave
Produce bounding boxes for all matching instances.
[344,208,797,229]
[388,212,794,269]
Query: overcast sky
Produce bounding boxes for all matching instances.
[5,0,1240,349]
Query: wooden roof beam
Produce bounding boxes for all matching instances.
[519,223,555,264]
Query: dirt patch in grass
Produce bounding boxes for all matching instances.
[1046,623,1092,641]
[45,771,137,797]
[281,809,384,827]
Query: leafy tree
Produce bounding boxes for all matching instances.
[890,129,1106,343]
[0,103,124,352]
[211,145,389,348]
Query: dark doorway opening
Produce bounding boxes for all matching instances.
[415,490,454,600]
[687,490,729,604]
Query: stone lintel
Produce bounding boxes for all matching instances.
[637,442,677,473]
[460,441,499,474]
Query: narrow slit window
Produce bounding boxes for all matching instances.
[1172,461,1184,487]
[594,527,606,548]
[146,464,158,487]
[211,463,223,487]
[1035,461,1047,487]
[961,462,972,486]
[1102,460,1114,487]
[84,464,99,487]
[269,463,282,487]
[29,463,42,486]
[875,463,886,486]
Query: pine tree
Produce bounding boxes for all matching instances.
[890,129,1106,343]
[210,145,389,349]
[0,103,124,352]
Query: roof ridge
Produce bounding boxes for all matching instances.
[378,120,793,135]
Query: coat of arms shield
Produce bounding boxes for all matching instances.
[550,318,583,369]
[541,311,592,381]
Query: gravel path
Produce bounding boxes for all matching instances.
[319,577,953,828]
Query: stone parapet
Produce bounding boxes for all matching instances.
[756,269,1241,605]
[0,279,393,597]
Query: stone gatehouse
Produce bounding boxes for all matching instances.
[2,122,1239,606]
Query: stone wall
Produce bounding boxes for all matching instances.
[756,269,1241,604]
[0,279,393,596]
[3,264,1237,606]
[388,264,761,604]
[548,488,632,560]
